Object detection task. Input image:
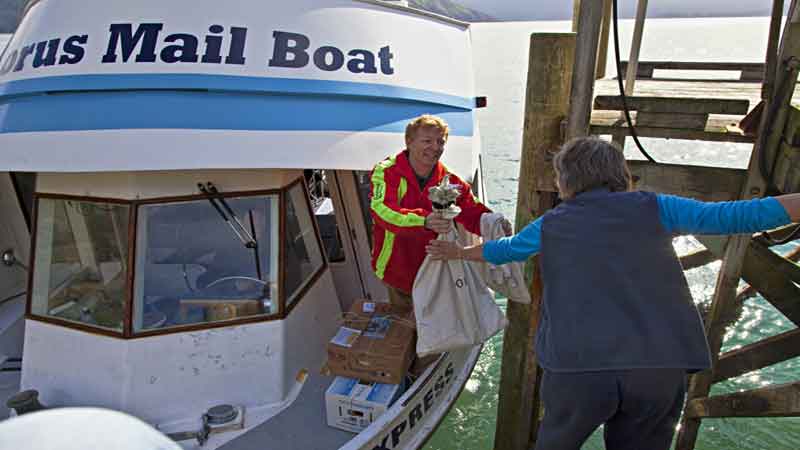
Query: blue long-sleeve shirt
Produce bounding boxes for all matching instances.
[483,194,792,265]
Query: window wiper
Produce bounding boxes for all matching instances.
[248,209,263,281]
[197,182,257,249]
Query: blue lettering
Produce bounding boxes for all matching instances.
[13,44,35,72]
[313,46,344,71]
[33,39,60,68]
[102,23,163,63]
[160,33,199,63]
[423,389,434,412]
[390,420,407,448]
[269,31,309,68]
[378,46,394,75]
[347,49,377,74]
[225,27,247,65]
[408,404,423,429]
[59,35,88,65]
[371,435,391,450]
[202,25,224,64]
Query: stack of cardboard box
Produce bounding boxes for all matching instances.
[324,300,416,432]
[326,300,416,385]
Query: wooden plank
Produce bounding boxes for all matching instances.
[635,111,708,129]
[680,248,717,271]
[628,161,746,202]
[737,245,800,301]
[591,111,754,143]
[630,61,766,71]
[620,60,765,74]
[495,33,574,450]
[771,105,800,194]
[566,0,604,140]
[714,328,800,383]
[594,96,750,115]
[741,242,800,326]
[685,381,800,418]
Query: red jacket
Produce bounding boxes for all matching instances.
[369,150,490,293]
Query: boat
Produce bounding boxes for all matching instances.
[0,1,488,448]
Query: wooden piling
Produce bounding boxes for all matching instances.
[625,0,649,96]
[566,0,605,140]
[763,0,785,100]
[595,0,613,80]
[494,32,575,450]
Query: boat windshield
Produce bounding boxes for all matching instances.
[133,194,280,331]
[28,179,326,336]
[30,199,130,332]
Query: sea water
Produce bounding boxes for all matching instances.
[425,17,800,450]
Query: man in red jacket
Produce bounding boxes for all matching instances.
[369,114,499,308]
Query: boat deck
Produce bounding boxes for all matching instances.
[219,373,354,450]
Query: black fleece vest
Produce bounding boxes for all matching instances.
[538,189,711,372]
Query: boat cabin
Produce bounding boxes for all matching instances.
[0,1,485,448]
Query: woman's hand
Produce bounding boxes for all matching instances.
[425,240,463,260]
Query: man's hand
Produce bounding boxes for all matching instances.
[425,214,452,234]
[501,218,513,236]
[426,240,463,260]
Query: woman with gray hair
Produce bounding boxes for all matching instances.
[426,136,800,450]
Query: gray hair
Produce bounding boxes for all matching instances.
[553,137,633,199]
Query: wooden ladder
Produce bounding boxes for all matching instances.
[674,2,800,449]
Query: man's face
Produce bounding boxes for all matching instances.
[407,126,446,172]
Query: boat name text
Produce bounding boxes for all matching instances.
[0,23,396,76]
[371,361,455,450]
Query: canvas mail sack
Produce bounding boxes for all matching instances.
[412,227,508,356]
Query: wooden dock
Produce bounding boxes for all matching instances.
[495,0,800,449]
[591,78,777,144]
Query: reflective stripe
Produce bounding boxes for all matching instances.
[370,157,426,228]
[375,231,396,279]
[471,191,483,205]
[398,178,408,202]
[375,164,411,280]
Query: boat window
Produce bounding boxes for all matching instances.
[30,199,130,333]
[306,170,345,263]
[283,182,324,309]
[354,171,374,248]
[133,195,279,331]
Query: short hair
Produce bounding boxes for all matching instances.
[405,115,450,145]
[553,137,633,199]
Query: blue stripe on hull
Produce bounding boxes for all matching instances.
[0,74,474,109]
[0,90,474,134]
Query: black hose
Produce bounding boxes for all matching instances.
[611,0,656,162]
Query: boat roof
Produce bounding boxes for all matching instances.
[0,0,479,177]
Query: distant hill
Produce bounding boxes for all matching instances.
[453,0,775,21]
[0,0,22,33]
[408,0,495,22]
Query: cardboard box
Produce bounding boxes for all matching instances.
[326,300,416,385]
[325,376,403,433]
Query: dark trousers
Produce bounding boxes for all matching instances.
[534,368,686,450]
